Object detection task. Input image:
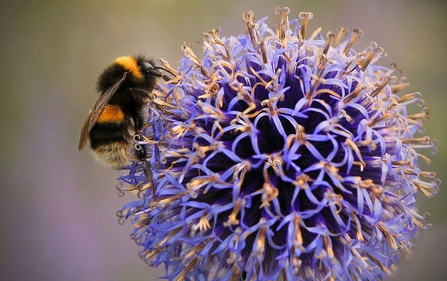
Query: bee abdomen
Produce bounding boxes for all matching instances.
[91,141,130,169]
[98,104,125,123]
[89,121,131,169]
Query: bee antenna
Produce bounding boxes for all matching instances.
[152,67,177,81]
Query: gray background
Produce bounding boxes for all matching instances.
[1,0,446,280]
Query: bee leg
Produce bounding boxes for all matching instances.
[129,88,151,103]
[131,108,146,161]
[142,160,156,198]
[133,132,156,198]
[133,132,147,161]
[131,114,156,198]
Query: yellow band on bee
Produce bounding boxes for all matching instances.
[98,104,125,123]
[115,56,144,81]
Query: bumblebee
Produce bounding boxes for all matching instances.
[79,55,167,169]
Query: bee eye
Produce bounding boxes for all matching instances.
[142,62,154,71]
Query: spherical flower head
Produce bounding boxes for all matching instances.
[118,8,440,281]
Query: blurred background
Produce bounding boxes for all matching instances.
[1,0,446,280]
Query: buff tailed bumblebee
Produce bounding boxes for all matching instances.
[79,55,169,169]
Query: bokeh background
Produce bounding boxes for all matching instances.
[1,0,446,280]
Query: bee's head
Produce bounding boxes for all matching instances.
[140,60,163,81]
[139,57,175,83]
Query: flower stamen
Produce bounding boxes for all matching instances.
[224,198,245,227]
[298,12,313,40]
[323,32,335,55]
[343,28,362,55]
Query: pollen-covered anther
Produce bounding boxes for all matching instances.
[298,12,313,40]
[370,75,395,98]
[348,243,372,270]
[142,249,162,263]
[226,251,242,264]
[293,174,313,189]
[232,123,254,136]
[358,179,383,194]
[252,224,267,259]
[343,85,365,104]
[323,32,335,55]
[355,137,377,151]
[344,56,365,75]
[242,11,267,63]
[323,235,335,259]
[134,214,151,229]
[191,212,211,232]
[308,75,326,99]
[276,7,291,49]
[351,212,364,242]
[229,227,243,247]
[240,102,258,119]
[182,43,207,77]
[343,28,362,55]
[391,77,410,93]
[378,223,399,251]
[154,227,183,250]
[203,30,231,60]
[265,69,283,94]
[264,155,284,177]
[260,97,280,116]
[368,112,393,128]
[250,68,271,88]
[257,182,279,208]
[407,106,430,122]
[411,214,430,229]
[400,136,430,145]
[420,171,436,179]
[224,198,245,227]
[171,122,201,138]
[150,192,188,208]
[366,253,392,275]
[230,112,255,131]
[193,142,212,158]
[233,160,252,183]
[325,191,344,214]
[293,216,305,250]
[392,92,421,108]
[360,44,383,71]
[332,27,349,48]
[198,81,221,100]
[412,178,440,197]
[321,161,345,185]
[296,124,306,139]
[286,124,306,147]
[197,100,225,119]
[397,241,413,258]
[232,83,255,104]
[242,10,257,42]
[177,258,198,281]
[181,242,207,262]
[210,60,236,81]
[186,174,222,197]
[345,138,366,168]
[338,109,352,122]
[315,54,330,76]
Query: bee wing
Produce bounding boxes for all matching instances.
[78,73,127,150]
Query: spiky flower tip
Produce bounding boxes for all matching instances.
[117,8,440,281]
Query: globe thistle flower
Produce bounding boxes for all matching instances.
[117,8,440,281]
